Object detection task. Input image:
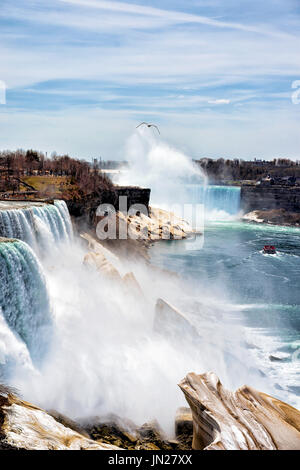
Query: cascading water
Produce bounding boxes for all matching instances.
[0,238,52,366]
[0,207,35,246]
[185,184,241,218]
[0,200,73,248]
[0,200,70,374]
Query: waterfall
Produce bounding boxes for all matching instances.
[186,185,241,217]
[0,200,73,247]
[0,200,72,374]
[0,238,52,363]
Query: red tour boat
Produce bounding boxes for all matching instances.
[263,245,276,254]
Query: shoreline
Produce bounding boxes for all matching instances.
[242,209,300,228]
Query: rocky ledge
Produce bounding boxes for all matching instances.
[96,206,194,242]
[243,209,300,226]
[0,385,120,450]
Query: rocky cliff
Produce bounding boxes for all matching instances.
[66,186,151,229]
[241,185,300,212]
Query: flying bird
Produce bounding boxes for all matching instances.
[136,122,160,134]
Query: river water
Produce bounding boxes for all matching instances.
[150,195,300,410]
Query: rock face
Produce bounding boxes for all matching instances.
[0,386,120,450]
[66,187,151,229]
[179,372,300,450]
[81,233,145,296]
[241,185,300,213]
[84,251,123,281]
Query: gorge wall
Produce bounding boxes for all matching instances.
[66,186,151,228]
[241,185,300,212]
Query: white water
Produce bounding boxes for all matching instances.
[0,201,72,374]
[117,128,205,208]
[0,240,51,367]
[186,184,241,220]
[0,200,72,251]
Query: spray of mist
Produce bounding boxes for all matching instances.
[117,128,205,207]
[1,135,274,436]
[8,236,271,434]
[117,128,242,224]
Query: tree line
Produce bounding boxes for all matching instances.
[195,158,300,182]
[0,149,113,196]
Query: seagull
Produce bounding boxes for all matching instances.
[136,122,160,134]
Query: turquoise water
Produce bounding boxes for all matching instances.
[185,184,241,215]
[0,200,73,374]
[0,239,51,366]
[149,220,300,406]
[0,200,72,248]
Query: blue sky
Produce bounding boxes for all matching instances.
[0,0,300,160]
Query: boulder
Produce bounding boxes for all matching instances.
[179,371,300,450]
[154,298,199,343]
[150,207,194,237]
[122,272,144,297]
[80,232,121,267]
[83,251,122,281]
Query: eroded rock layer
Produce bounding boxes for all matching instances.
[179,371,300,450]
[0,386,120,450]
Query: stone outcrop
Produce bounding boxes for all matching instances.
[149,207,194,241]
[122,272,144,297]
[179,371,300,450]
[0,385,120,450]
[81,233,145,298]
[243,209,300,226]
[96,207,194,243]
[81,232,123,281]
[154,299,199,343]
[66,186,151,229]
[83,251,123,281]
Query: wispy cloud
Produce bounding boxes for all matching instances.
[208,99,230,105]
[0,0,299,158]
[60,0,297,38]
